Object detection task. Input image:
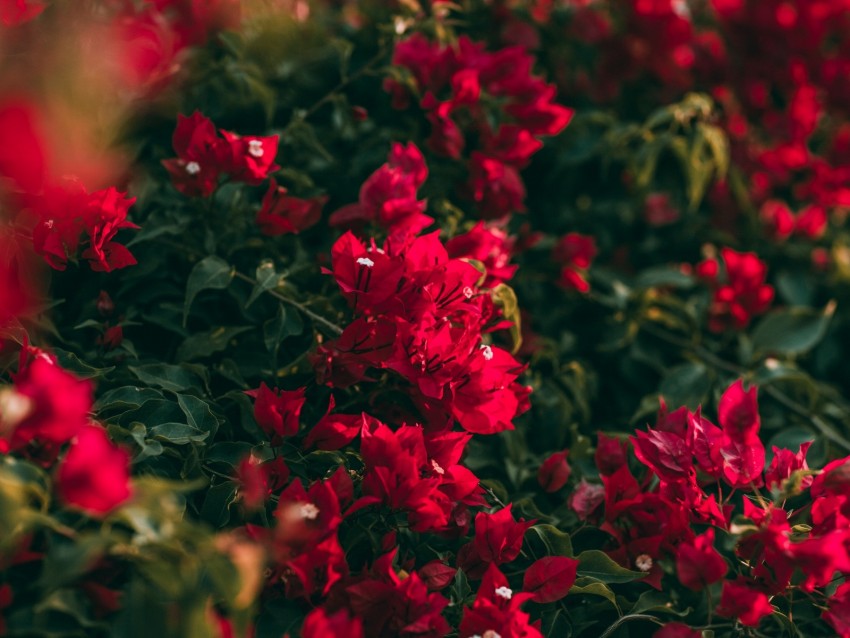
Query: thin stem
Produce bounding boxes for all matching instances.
[282,46,390,134]
[599,613,664,638]
[233,270,343,336]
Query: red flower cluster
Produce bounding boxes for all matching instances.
[163,110,279,197]
[31,183,139,272]
[552,233,597,293]
[256,178,326,236]
[387,34,573,219]
[696,247,774,331]
[0,0,44,27]
[0,350,131,515]
[585,379,850,632]
[315,223,528,435]
[330,142,431,234]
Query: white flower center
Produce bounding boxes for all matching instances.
[494,586,512,600]
[299,503,320,520]
[248,140,264,158]
[356,257,375,268]
[635,554,653,572]
[0,388,34,434]
[463,286,474,298]
[481,345,494,361]
[45,219,54,229]
[482,631,502,638]
[185,161,201,175]
[431,459,445,475]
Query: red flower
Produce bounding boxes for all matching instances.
[653,623,702,638]
[445,222,518,287]
[537,450,571,492]
[522,556,579,603]
[3,357,92,452]
[717,380,765,488]
[330,142,431,233]
[675,528,727,590]
[643,193,681,226]
[468,153,526,220]
[97,325,124,351]
[419,560,457,591]
[0,99,47,194]
[471,505,534,566]
[360,419,451,532]
[56,425,132,516]
[765,441,812,491]
[697,248,774,332]
[448,344,526,435]
[31,183,139,272]
[245,383,306,444]
[256,178,326,236]
[162,110,229,197]
[716,578,774,627]
[347,554,450,638]
[569,479,605,521]
[302,607,363,638]
[326,232,403,311]
[0,0,44,27]
[459,563,543,638]
[220,130,280,185]
[553,233,597,293]
[236,454,289,511]
[824,582,850,638]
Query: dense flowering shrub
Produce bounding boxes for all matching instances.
[4,1,850,637]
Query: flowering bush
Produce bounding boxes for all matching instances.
[4,1,850,637]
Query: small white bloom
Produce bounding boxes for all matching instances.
[463,286,474,299]
[300,503,320,520]
[431,459,445,475]
[248,140,264,158]
[494,586,513,600]
[356,257,375,268]
[635,554,653,572]
[481,345,494,361]
[185,161,201,175]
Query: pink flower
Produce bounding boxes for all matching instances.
[56,425,132,515]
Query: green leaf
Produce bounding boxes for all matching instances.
[576,550,644,583]
[148,422,209,445]
[177,394,221,438]
[183,256,234,326]
[634,267,695,290]
[246,260,284,308]
[126,423,164,462]
[128,364,205,392]
[630,589,691,616]
[39,536,111,590]
[176,326,251,362]
[569,577,619,608]
[750,302,836,360]
[200,481,238,527]
[529,524,573,557]
[53,348,115,380]
[95,386,165,413]
[491,283,522,354]
[658,362,712,410]
[263,303,303,360]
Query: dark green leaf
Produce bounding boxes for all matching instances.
[576,550,644,583]
[750,303,836,360]
[128,364,204,392]
[176,326,251,362]
[184,256,235,326]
